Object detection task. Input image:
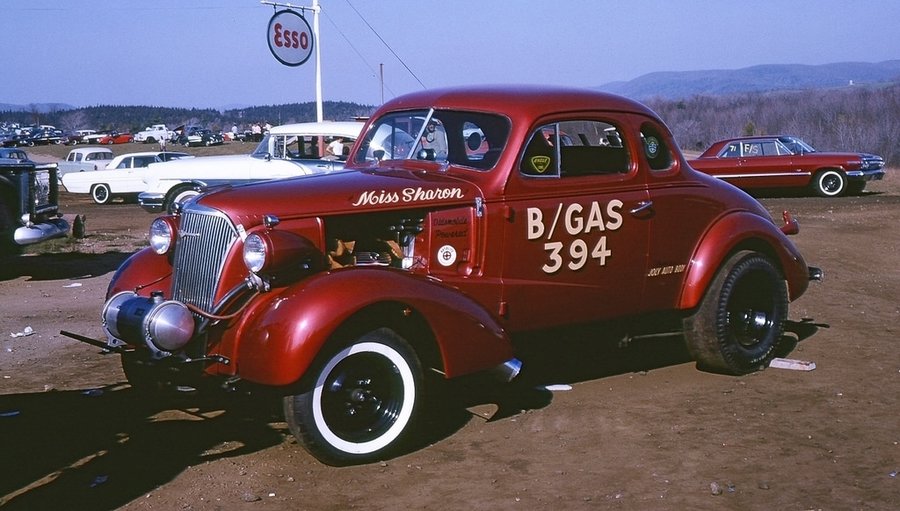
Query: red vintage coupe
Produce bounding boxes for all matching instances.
[63,86,821,465]
[689,135,884,197]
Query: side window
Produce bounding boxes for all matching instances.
[520,124,558,177]
[720,143,740,158]
[136,156,155,167]
[640,124,674,172]
[520,120,630,178]
[760,141,778,155]
[742,142,762,157]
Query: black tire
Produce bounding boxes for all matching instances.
[90,183,112,204]
[284,328,424,466]
[0,191,22,258]
[165,185,200,213]
[121,354,174,393]
[683,251,788,375]
[812,169,847,197]
[847,181,866,196]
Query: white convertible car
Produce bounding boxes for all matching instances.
[137,120,365,213]
[61,151,193,204]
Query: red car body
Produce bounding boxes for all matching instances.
[97,132,134,145]
[68,86,819,465]
[689,135,885,197]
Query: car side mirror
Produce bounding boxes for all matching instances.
[373,149,385,160]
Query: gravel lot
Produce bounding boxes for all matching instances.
[0,148,897,510]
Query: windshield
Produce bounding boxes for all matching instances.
[355,109,510,171]
[778,136,816,154]
[253,132,338,160]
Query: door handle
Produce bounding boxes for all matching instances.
[629,200,653,216]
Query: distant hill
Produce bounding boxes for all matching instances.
[597,60,900,100]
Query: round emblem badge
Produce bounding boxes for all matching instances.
[644,136,660,158]
[437,245,457,267]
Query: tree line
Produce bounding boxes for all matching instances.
[647,83,900,165]
[0,101,376,135]
[3,84,897,166]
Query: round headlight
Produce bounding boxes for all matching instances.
[149,217,174,254]
[243,233,268,273]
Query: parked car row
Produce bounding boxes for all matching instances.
[1,126,66,147]
[61,151,193,204]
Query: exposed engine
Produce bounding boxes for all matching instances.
[324,212,424,270]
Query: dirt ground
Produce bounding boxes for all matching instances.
[0,151,897,510]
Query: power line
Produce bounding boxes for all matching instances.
[342,0,427,90]
[320,7,397,100]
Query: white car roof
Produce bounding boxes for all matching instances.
[68,147,113,155]
[110,151,167,160]
[268,121,365,138]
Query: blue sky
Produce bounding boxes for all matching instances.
[4,0,899,110]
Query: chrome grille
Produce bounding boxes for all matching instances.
[171,205,239,312]
[31,168,54,214]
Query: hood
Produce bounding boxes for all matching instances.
[195,167,481,222]
[151,154,249,168]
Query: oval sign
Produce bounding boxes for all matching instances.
[267,9,314,67]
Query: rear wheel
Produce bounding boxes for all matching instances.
[812,169,846,197]
[683,251,788,375]
[284,328,424,466]
[90,183,112,204]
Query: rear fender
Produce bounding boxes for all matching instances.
[679,212,810,309]
[233,268,513,387]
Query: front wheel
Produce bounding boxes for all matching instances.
[165,185,200,213]
[812,169,847,197]
[284,328,424,466]
[683,251,788,375]
[90,183,112,204]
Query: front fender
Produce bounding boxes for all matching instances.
[107,248,173,299]
[679,211,810,309]
[232,268,513,387]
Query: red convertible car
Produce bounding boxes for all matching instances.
[689,135,885,197]
[98,132,134,145]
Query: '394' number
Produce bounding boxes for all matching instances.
[542,236,611,274]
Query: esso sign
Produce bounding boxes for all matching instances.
[267,9,314,67]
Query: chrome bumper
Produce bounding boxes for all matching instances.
[137,192,165,213]
[845,169,885,181]
[13,218,70,245]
